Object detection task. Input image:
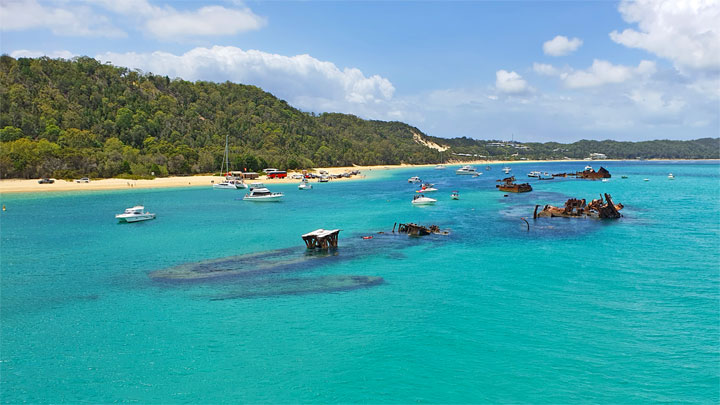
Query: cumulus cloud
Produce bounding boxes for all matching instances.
[559,59,656,88]
[0,0,125,37]
[543,35,583,56]
[97,46,395,112]
[0,0,265,40]
[495,70,529,94]
[610,0,720,72]
[144,5,266,40]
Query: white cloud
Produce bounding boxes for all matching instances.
[10,49,75,59]
[627,89,686,114]
[97,46,394,113]
[610,0,720,72]
[495,70,529,94]
[543,35,583,56]
[533,63,560,76]
[144,6,266,40]
[0,0,125,37]
[563,59,656,88]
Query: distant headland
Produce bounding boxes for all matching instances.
[1,55,718,180]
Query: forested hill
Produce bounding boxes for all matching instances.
[1,55,718,179]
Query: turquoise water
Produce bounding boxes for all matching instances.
[1,161,718,403]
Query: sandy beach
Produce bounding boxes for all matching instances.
[0,159,617,194]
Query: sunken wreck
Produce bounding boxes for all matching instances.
[496,176,532,193]
[534,193,623,219]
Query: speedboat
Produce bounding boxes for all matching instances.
[416,183,438,193]
[434,165,446,170]
[408,176,422,183]
[451,191,459,200]
[412,194,437,205]
[298,179,313,190]
[584,165,593,171]
[668,173,675,180]
[502,167,511,174]
[455,165,477,175]
[243,186,284,202]
[528,171,541,178]
[116,206,155,223]
[472,172,483,177]
[643,178,650,181]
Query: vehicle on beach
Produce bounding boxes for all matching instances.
[290,174,304,179]
[116,206,156,223]
[408,176,422,183]
[75,177,90,183]
[266,170,287,179]
[38,178,54,184]
[455,165,478,175]
[412,194,437,205]
[243,184,284,201]
[318,176,329,182]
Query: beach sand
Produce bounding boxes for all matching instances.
[0,159,603,194]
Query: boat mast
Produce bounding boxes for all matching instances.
[224,134,229,175]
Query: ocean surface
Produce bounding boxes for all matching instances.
[1,161,718,403]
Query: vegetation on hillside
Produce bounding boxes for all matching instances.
[1,55,717,179]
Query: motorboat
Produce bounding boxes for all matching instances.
[408,176,422,183]
[502,167,512,174]
[116,206,155,223]
[298,179,313,190]
[318,176,329,183]
[434,165,446,170]
[455,165,477,175]
[584,165,593,171]
[643,178,650,181]
[472,172,483,177]
[528,171,541,178]
[668,173,675,180]
[621,175,628,179]
[412,194,437,205]
[249,182,265,190]
[213,179,245,189]
[451,191,459,200]
[243,186,284,202]
[416,183,438,193]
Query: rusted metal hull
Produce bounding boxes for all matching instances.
[534,193,623,219]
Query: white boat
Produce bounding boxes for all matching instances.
[412,194,437,205]
[213,179,245,189]
[408,176,422,183]
[455,165,478,175]
[643,178,650,181]
[434,165,446,170]
[668,173,675,180]
[213,134,247,189]
[116,206,156,223]
[243,186,284,202]
[416,184,438,193]
[584,165,593,171]
[451,191,459,200]
[502,167,511,174]
[298,179,313,190]
[528,171,541,178]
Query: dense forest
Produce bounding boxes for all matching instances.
[1,56,717,179]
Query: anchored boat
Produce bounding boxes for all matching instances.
[116,206,156,223]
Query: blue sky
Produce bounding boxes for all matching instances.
[1,0,718,142]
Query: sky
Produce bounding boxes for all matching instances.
[1,0,718,143]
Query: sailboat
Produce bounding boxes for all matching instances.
[213,134,246,189]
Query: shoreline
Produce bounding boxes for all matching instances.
[1,159,715,194]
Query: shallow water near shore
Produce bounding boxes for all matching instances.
[1,161,718,403]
